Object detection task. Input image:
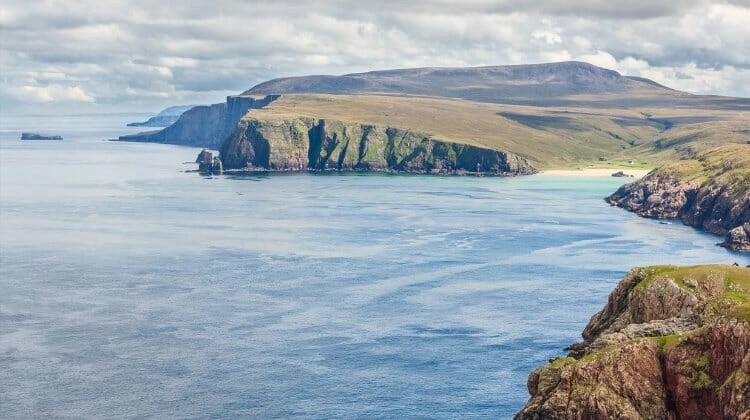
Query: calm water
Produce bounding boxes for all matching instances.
[1,114,746,419]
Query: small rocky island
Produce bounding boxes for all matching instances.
[517,264,750,419]
[20,132,63,140]
[195,149,223,175]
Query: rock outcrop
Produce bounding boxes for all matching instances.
[607,144,750,251]
[723,223,750,251]
[220,117,536,176]
[195,149,222,175]
[118,95,278,148]
[516,265,750,419]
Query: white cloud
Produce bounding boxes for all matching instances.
[8,84,95,103]
[0,0,748,113]
[576,51,618,69]
[532,30,562,45]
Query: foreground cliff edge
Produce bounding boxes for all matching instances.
[607,144,750,252]
[516,265,750,419]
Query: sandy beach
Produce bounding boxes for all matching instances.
[537,168,653,178]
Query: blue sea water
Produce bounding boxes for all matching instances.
[1,114,747,419]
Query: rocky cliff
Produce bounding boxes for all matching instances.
[219,117,536,175]
[517,265,750,419]
[118,95,278,148]
[607,144,750,251]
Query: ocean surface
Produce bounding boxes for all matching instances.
[1,114,747,419]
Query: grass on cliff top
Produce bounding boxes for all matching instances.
[638,265,750,321]
[246,93,748,169]
[655,143,750,183]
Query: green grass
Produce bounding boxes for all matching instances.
[653,144,750,188]
[652,334,684,350]
[248,93,749,169]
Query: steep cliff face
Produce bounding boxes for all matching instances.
[607,144,750,251]
[517,265,750,420]
[118,95,278,148]
[220,117,536,175]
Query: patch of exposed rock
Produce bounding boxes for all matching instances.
[723,223,750,251]
[517,265,750,419]
[219,117,536,176]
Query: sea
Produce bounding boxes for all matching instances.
[1,114,747,419]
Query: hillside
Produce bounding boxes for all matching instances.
[225,93,748,168]
[119,61,750,170]
[517,265,750,419]
[244,61,750,110]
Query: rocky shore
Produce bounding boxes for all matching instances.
[607,144,750,251]
[516,265,750,419]
[219,117,536,176]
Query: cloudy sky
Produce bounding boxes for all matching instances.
[1,0,749,113]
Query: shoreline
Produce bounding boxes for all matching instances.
[536,168,652,178]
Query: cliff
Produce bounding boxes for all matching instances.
[118,95,278,148]
[607,144,750,251]
[219,116,536,175]
[517,265,750,419]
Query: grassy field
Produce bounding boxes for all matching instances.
[247,93,749,168]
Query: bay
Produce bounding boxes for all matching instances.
[1,114,746,418]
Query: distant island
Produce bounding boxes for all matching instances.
[20,132,63,140]
[126,105,197,127]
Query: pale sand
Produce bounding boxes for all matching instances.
[537,168,653,179]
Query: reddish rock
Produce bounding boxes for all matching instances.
[517,266,750,419]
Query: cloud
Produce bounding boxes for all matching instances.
[7,84,95,103]
[0,0,748,113]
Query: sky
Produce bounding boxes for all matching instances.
[1,0,749,114]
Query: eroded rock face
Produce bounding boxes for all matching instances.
[607,164,750,251]
[606,170,702,220]
[517,266,750,419]
[519,341,669,420]
[219,117,536,175]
